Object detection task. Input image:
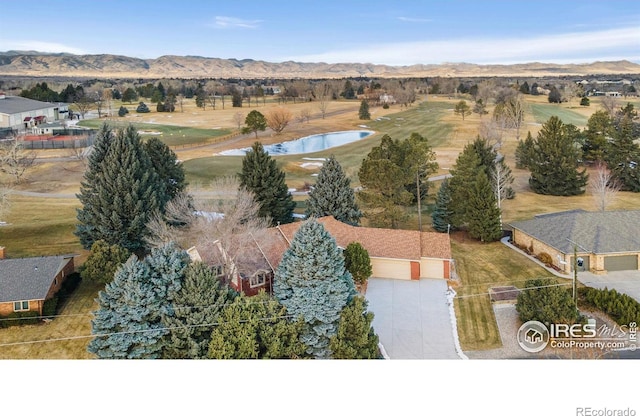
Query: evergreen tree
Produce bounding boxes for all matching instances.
[144,137,187,200]
[329,296,380,359]
[122,87,137,103]
[515,131,535,169]
[274,219,356,359]
[208,291,306,359]
[448,145,483,228]
[136,102,150,113]
[242,110,267,139]
[239,141,295,225]
[431,178,454,233]
[548,87,562,103]
[87,243,189,359]
[528,116,588,196]
[358,100,371,120]
[343,242,372,285]
[80,240,132,284]
[583,110,613,162]
[465,170,502,242]
[75,124,168,252]
[605,114,640,192]
[306,155,361,225]
[118,106,128,117]
[162,262,236,359]
[516,278,580,325]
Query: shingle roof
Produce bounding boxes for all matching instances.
[0,96,60,115]
[509,210,640,254]
[267,216,452,269]
[0,255,74,303]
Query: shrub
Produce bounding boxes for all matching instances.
[343,242,372,285]
[42,297,58,317]
[0,311,40,328]
[538,252,553,266]
[136,102,150,113]
[579,287,640,326]
[528,242,534,254]
[516,278,581,326]
[580,97,590,106]
[118,106,129,117]
[382,103,389,109]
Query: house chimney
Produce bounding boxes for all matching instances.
[0,246,5,259]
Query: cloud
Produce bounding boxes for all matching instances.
[285,26,640,65]
[211,16,262,29]
[397,17,432,23]
[0,40,86,54]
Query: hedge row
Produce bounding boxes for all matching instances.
[579,286,640,326]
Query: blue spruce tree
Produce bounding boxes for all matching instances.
[274,219,356,358]
[87,242,189,359]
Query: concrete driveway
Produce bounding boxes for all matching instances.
[578,270,640,302]
[365,278,463,359]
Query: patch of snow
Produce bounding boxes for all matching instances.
[447,287,469,360]
[300,162,323,169]
[302,157,327,161]
[287,188,297,193]
[292,213,307,219]
[358,125,369,128]
[194,211,224,221]
[138,131,162,135]
[310,174,318,177]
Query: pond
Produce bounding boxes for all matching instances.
[218,130,375,156]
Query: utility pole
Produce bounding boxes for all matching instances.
[417,170,422,232]
[566,238,589,313]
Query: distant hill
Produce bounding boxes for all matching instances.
[1,51,639,78]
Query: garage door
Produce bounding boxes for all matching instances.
[371,258,411,280]
[604,255,639,272]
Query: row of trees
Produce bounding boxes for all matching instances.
[516,104,639,197]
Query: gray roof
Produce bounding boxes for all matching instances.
[0,96,61,115]
[0,255,74,302]
[510,210,640,254]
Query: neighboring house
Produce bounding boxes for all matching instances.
[187,216,454,296]
[0,249,76,316]
[266,216,453,281]
[0,92,69,132]
[510,210,640,274]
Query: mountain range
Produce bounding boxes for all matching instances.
[1,51,639,79]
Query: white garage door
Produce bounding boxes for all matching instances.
[371,258,411,280]
[421,258,444,279]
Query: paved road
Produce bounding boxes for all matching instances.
[365,278,463,359]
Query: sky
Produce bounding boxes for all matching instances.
[0,0,638,66]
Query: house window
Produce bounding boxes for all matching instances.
[249,272,266,288]
[14,301,29,312]
[212,265,224,277]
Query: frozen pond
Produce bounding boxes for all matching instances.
[219,130,374,156]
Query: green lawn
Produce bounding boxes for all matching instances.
[77,119,232,146]
[183,100,455,189]
[452,238,560,351]
[530,103,588,127]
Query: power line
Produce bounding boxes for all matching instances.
[0,314,298,348]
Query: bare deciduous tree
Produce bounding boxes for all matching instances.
[501,93,528,141]
[233,112,245,130]
[490,156,514,228]
[589,162,621,212]
[145,177,273,282]
[0,137,36,184]
[297,108,311,124]
[0,185,11,223]
[600,95,619,117]
[73,91,96,119]
[314,83,332,119]
[266,107,293,135]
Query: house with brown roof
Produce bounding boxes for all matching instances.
[188,216,453,294]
